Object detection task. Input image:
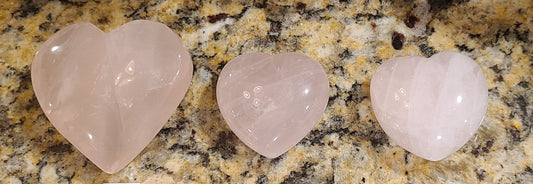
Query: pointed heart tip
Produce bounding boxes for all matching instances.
[259,151,284,159]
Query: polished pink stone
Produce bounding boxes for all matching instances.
[370,51,488,161]
[217,53,329,158]
[31,20,193,173]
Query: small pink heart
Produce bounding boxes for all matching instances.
[217,53,329,158]
[370,51,488,161]
[31,20,193,173]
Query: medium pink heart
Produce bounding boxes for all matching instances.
[217,52,329,158]
[31,20,193,173]
[370,51,488,161]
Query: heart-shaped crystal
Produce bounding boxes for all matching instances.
[217,53,329,158]
[370,51,488,161]
[31,20,193,173]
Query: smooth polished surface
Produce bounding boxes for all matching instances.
[217,52,329,158]
[370,51,488,161]
[31,20,193,173]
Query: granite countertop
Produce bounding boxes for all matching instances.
[0,0,532,183]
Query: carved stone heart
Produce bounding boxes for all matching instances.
[370,51,488,161]
[31,20,193,173]
[216,53,329,158]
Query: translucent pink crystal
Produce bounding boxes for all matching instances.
[370,51,488,161]
[217,53,329,158]
[31,20,193,173]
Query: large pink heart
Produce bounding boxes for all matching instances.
[31,20,193,173]
[370,51,488,161]
[217,53,329,158]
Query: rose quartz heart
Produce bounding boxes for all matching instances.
[31,20,193,173]
[217,53,329,158]
[370,51,488,161]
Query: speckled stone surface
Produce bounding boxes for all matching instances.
[0,0,531,183]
